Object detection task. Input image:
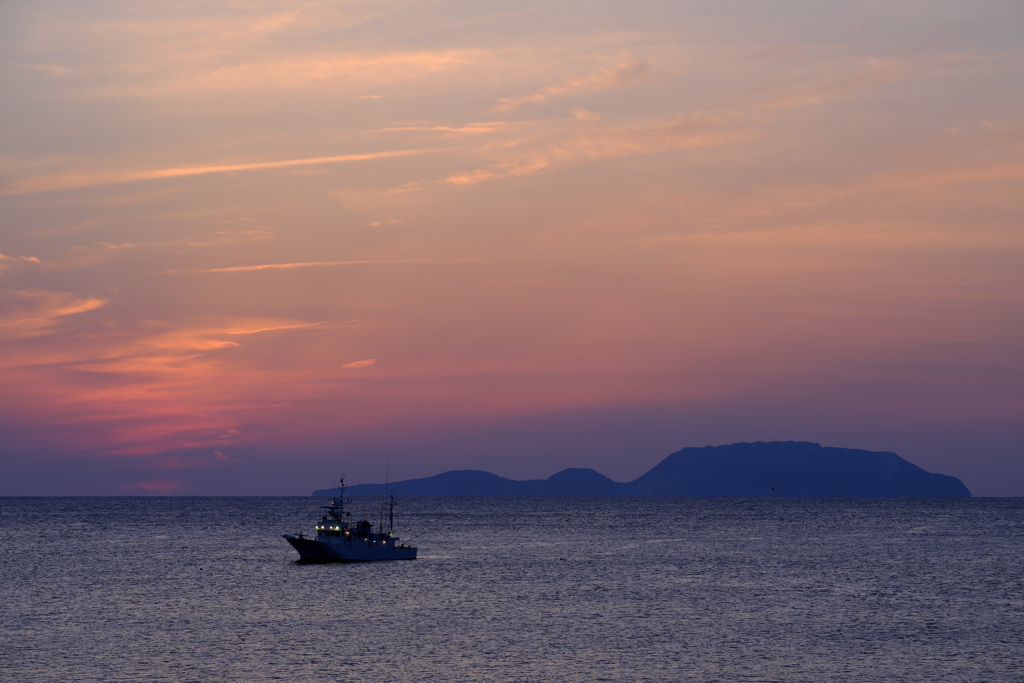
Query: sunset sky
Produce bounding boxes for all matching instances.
[2,0,1022,495]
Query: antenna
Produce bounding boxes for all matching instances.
[337,474,346,518]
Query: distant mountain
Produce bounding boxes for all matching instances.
[314,467,626,497]
[313,441,971,498]
[627,441,970,497]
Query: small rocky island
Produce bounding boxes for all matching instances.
[314,441,971,498]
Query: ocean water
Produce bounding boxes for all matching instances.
[1,497,1022,682]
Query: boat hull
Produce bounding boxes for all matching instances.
[283,534,417,563]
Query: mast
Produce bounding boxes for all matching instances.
[379,464,389,533]
[388,491,396,535]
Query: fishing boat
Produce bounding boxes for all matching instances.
[283,476,417,563]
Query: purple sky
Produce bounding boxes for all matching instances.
[1,0,1022,495]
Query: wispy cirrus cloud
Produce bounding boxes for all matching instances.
[0,253,41,273]
[440,114,759,186]
[83,229,270,253]
[495,62,649,111]
[2,149,432,195]
[6,61,76,76]
[174,258,480,274]
[329,109,761,198]
[342,358,377,368]
[37,227,274,272]
[85,49,496,100]
[226,322,327,335]
[404,52,949,192]
[369,121,537,136]
[0,290,107,339]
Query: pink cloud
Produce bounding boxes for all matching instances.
[214,451,242,463]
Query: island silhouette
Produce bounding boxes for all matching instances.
[314,441,971,498]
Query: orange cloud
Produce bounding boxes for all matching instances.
[3,149,432,195]
[495,62,648,111]
[442,152,568,186]
[439,115,758,187]
[370,121,536,136]
[0,253,41,264]
[342,359,377,368]
[0,290,107,339]
[89,48,494,100]
[178,258,480,274]
[0,253,41,273]
[226,322,327,335]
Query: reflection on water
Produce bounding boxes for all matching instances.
[1,497,1022,682]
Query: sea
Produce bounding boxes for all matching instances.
[1,497,1022,682]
